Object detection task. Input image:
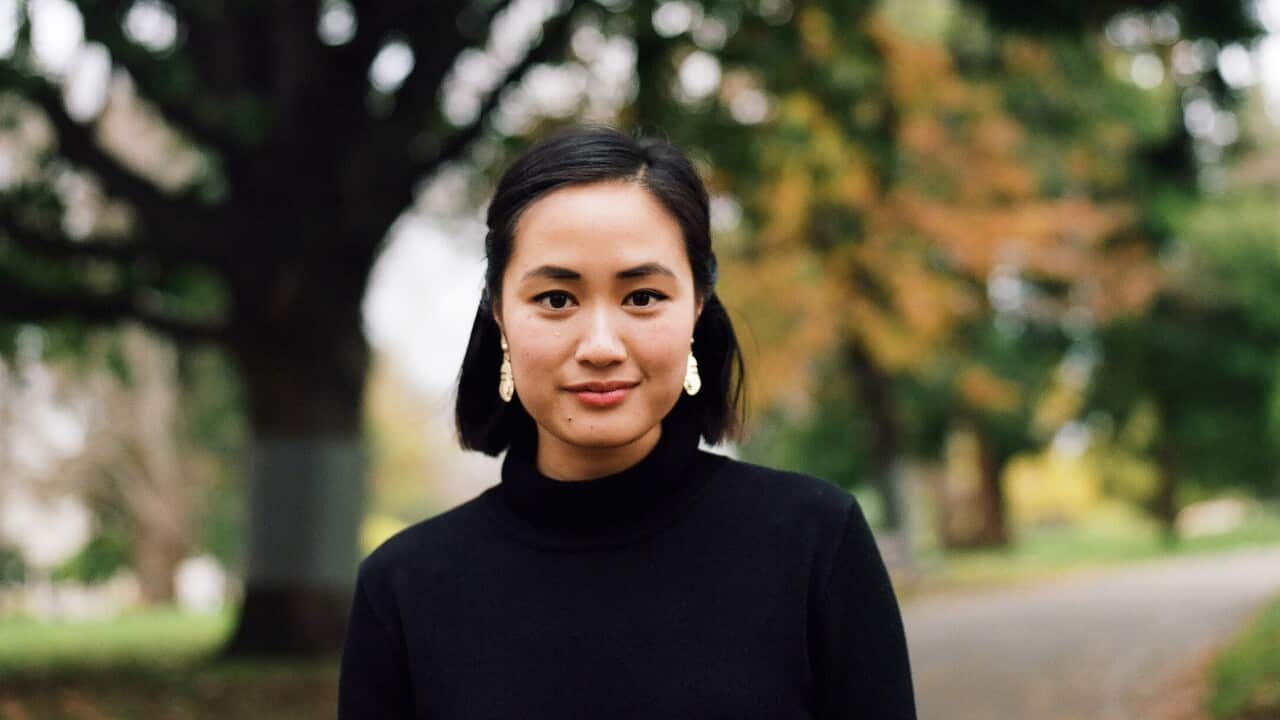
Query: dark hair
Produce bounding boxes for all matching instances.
[454,125,746,455]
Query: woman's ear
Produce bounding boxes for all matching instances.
[491,298,504,338]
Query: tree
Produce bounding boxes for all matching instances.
[648,0,1262,553]
[0,0,1263,655]
[0,322,224,602]
[0,0,586,655]
[1066,9,1268,540]
[648,1,1145,553]
[1088,187,1280,539]
[80,324,205,602]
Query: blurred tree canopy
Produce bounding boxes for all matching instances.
[0,0,1271,656]
[1,0,588,656]
[642,0,1265,546]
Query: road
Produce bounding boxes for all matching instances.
[903,546,1280,720]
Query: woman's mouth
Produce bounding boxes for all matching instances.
[566,381,637,408]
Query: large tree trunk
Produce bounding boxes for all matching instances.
[846,340,907,532]
[134,520,189,603]
[623,0,673,135]
[120,325,197,603]
[1150,394,1180,547]
[1154,441,1179,547]
[938,425,1010,549]
[225,431,366,655]
[972,429,1010,547]
[222,270,372,657]
[845,339,913,573]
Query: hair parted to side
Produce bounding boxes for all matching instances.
[454,125,747,455]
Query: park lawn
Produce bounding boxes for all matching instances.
[0,605,230,671]
[0,606,338,720]
[1208,594,1280,720]
[901,499,1280,597]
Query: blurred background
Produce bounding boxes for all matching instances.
[2,0,1280,718]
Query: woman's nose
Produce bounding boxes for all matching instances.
[575,306,627,366]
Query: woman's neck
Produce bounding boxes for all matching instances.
[535,422,663,481]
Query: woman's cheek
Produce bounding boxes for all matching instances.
[635,336,686,384]
[510,334,556,397]
[514,345,551,384]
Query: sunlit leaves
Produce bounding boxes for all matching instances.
[712,7,1158,421]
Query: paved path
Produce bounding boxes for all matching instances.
[903,546,1280,720]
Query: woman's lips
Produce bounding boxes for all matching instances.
[567,382,636,407]
[573,387,630,407]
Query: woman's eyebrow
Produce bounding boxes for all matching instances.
[617,262,676,279]
[522,265,581,281]
[521,263,676,281]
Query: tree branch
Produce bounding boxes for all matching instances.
[2,223,138,265]
[386,0,510,133]
[337,0,576,247]
[76,0,252,153]
[411,0,579,177]
[0,208,225,274]
[0,65,224,258]
[0,267,228,345]
[345,0,493,74]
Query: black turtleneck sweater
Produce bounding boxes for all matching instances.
[338,409,916,718]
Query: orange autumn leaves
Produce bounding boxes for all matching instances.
[715,11,1160,417]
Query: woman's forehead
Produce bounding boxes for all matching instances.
[508,183,688,276]
[509,235,687,275]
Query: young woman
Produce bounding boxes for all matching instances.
[338,126,917,718]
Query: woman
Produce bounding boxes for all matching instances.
[338,126,916,718]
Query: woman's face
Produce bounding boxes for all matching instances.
[496,179,703,468]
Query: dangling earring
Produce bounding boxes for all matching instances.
[683,339,701,396]
[498,335,514,402]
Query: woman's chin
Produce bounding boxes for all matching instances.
[545,416,657,450]
[563,427,643,449]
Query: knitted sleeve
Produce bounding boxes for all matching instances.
[338,561,416,719]
[810,499,917,719]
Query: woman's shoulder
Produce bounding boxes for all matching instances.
[695,451,870,583]
[697,449,857,529]
[357,493,493,582]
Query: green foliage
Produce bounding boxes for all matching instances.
[1208,594,1280,719]
[51,526,132,585]
[1181,192,1280,333]
[0,606,233,671]
[738,362,871,491]
[1087,404,1161,504]
[1088,188,1280,502]
[1091,306,1280,497]
[0,320,102,372]
[969,0,1261,44]
[179,347,248,569]
[0,545,25,585]
[0,607,337,719]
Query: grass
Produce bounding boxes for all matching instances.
[899,499,1280,598]
[1207,594,1280,720]
[0,606,231,672]
[0,606,339,720]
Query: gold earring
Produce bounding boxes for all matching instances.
[498,336,514,403]
[683,340,701,396]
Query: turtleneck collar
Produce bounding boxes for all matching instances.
[487,406,711,546]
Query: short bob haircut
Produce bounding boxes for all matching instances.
[454,125,746,455]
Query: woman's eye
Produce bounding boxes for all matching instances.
[625,290,667,307]
[534,291,574,310]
